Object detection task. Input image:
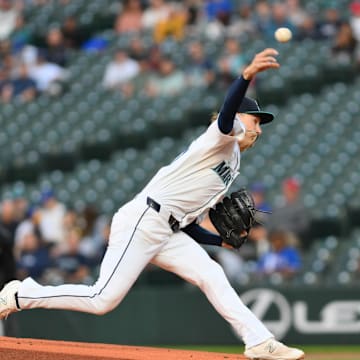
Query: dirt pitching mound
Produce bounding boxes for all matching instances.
[0,337,245,360]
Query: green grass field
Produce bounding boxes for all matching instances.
[169,345,360,359]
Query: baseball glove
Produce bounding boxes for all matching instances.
[208,188,257,249]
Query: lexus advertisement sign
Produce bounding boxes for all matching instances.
[238,287,360,343]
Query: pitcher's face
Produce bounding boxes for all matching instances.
[237,113,262,151]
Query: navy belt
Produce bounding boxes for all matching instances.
[146,197,180,232]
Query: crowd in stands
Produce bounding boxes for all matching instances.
[252,178,306,279]
[0,0,87,102]
[102,0,360,98]
[1,0,360,103]
[0,178,306,289]
[0,189,110,289]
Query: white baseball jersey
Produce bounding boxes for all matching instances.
[139,119,242,227]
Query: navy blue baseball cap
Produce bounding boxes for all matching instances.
[40,189,55,204]
[237,97,274,124]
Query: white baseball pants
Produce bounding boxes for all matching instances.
[17,198,273,347]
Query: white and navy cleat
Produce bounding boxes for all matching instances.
[0,280,21,320]
[244,338,305,360]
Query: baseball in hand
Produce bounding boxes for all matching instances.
[274,27,292,43]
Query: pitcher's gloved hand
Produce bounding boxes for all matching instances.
[209,188,258,249]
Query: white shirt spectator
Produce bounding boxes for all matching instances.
[39,202,66,245]
[350,16,360,41]
[0,3,17,40]
[102,50,140,89]
[15,219,34,247]
[141,0,170,29]
[21,45,39,66]
[350,1,360,41]
[29,61,66,91]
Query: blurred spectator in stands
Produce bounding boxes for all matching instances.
[0,199,18,285]
[38,189,66,250]
[146,44,163,72]
[12,188,29,223]
[0,199,19,335]
[248,224,270,260]
[285,0,308,28]
[16,231,51,281]
[61,16,86,49]
[53,228,92,284]
[331,22,358,65]
[257,230,301,279]
[146,56,186,97]
[102,49,140,91]
[0,66,12,103]
[28,50,67,94]
[204,0,232,22]
[250,182,272,213]
[227,3,257,39]
[1,49,14,74]
[0,52,13,103]
[203,0,233,40]
[0,37,10,59]
[90,219,111,267]
[295,14,323,41]
[45,27,69,67]
[186,41,215,88]
[127,41,156,96]
[318,6,343,40]
[78,205,109,262]
[62,207,82,248]
[63,207,80,236]
[266,1,296,40]
[9,14,32,53]
[0,0,18,40]
[216,38,246,87]
[11,62,37,102]
[252,0,272,38]
[246,183,272,260]
[114,0,143,35]
[153,2,187,43]
[184,0,201,28]
[349,1,360,42]
[128,36,148,69]
[15,206,43,257]
[142,0,170,30]
[269,177,309,244]
[19,43,38,66]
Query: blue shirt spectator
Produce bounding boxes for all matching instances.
[16,233,51,280]
[250,182,272,213]
[186,41,215,88]
[12,63,37,102]
[205,0,232,21]
[257,230,301,277]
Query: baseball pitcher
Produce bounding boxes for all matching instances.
[0,48,304,360]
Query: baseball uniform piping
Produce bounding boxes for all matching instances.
[18,206,151,300]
